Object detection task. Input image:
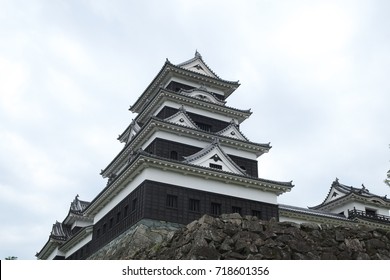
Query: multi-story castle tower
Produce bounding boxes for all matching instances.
[36,52,293,260]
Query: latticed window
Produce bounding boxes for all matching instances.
[132,198,137,212]
[189,199,200,212]
[124,205,129,217]
[252,210,262,219]
[170,151,178,160]
[196,122,212,132]
[232,206,242,215]
[209,163,222,170]
[365,208,377,216]
[211,202,221,216]
[166,194,178,208]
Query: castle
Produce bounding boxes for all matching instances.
[36,52,390,260]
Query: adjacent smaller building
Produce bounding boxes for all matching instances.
[280,178,390,229]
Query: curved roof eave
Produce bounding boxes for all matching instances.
[130,61,240,114]
[87,152,294,216]
[100,117,270,178]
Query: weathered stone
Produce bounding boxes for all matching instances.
[223,251,246,260]
[88,215,390,260]
[246,243,258,254]
[242,220,264,232]
[300,222,321,231]
[354,252,370,260]
[321,252,337,260]
[235,239,248,253]
[337,249,352,260]
[186,220,198,231]
[345,238,363,252]
[189,246,220,260]
[198,214,216,226]
[219,242,232,252]
[366,239,386,254]
[223,223,239,236]
[335,230,345,241]
[221,213,242,220]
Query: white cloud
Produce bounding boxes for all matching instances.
[0,57,31,118]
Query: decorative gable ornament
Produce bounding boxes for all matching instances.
[180,87,226,106]
[216,122,249,141]
[164,105,199,129]
[176,51,219,78]
[183,138,246,175]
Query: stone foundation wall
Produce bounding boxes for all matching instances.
[87,219,182,260]
[88,214,390,260]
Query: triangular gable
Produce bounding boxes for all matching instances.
[183,139,246,175]
[181,87,226,106]
[118,120,141,144]
[177,51,219,78]
[216,122,249,141]
[323,186,347,204]
[126,120,141,143]
[164,106,199,129]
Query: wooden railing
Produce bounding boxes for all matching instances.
[348,208,390,223]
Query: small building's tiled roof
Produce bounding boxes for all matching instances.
[70,195,90,214]
[50,221,72,241]
[309,178,390,210]
[279,204,351,221]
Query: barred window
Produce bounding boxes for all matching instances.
[166,194,178,208]
[209,163,222,170]
[189,199,200,212]
[252,210,262,219]
[132,198,137,212]
[211,202,221,216]
[232,206,242,215]
[196,122,212,132]
[124,205,129,217]
[170,151,178,160]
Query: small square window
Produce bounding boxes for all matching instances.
[166,194,178,208]
[132,198,137,212]
[365,208,377,216]
[252,210,262,219]
[124,205,129,217]
[189,199,200,212]
[232,206,242,215]
[211,202,221,216]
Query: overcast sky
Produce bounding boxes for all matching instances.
[1,0,389,260]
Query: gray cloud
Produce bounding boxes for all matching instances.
[0,0,389,259]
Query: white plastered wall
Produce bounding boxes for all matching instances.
[94,167,277,224]
[64,233,93,258]
[141,130,257,160]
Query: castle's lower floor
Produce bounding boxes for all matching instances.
[65,180,279,260]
